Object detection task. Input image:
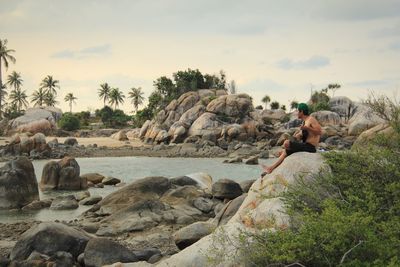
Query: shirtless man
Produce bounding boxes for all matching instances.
[261,103,322,174]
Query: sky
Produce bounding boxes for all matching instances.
[1,0,400,113]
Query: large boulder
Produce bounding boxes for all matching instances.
[97,176,172,214]
[157,153,328,266]
[329,96,354,119]
[311,110,341,126]
[212,179,243,200]
[10,222,91,261]
[258,109,287,123]
[111,130,128,141]
[0,157,39,209]
[173,222,215,250]
[7,107,61,135]
[206,94,253,117]
[179,104,206,126]
[84,237,138,267]
[40,157,86,190]
[353,123,394,146]
[188,112,222,136]
[348,104,386,135]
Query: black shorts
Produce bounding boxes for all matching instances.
[286,141,316,156]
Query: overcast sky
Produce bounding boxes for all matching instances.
[1,0,400,113]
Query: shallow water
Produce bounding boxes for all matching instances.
[0,156,273,223]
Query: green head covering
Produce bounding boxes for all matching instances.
[297,103,309,115]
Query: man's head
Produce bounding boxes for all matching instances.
[297,103,309,118]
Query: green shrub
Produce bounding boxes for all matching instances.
[58,113,80,131]
[208,132,400,266]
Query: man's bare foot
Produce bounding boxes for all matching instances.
[261,164,274,174]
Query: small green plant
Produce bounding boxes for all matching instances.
[58,113,80,131]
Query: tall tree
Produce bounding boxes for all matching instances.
[98,83,111,107]
[44,92,58,107]
[128,87,144,113]
[0,84,7,105]
[109,88,125,109]
[31,88,47,107]
[64,92,77,113]
[0,39,16,118]
[270,101,280,110]
[9,89,28,112]
[327,83,341,97]
[6,71,23,90]
[40,75,60,96]
[262,95,271,109]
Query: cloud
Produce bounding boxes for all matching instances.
[313,0,400,21]
[276,56,330,70]
[389,42,400,50]
[348,79,392,88]
[51,44,111,59]
[370,24,400,38]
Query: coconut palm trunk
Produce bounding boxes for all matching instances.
[0,61,2,118]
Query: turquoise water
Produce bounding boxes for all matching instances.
[0,156,273,223]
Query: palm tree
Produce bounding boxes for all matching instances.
[40,75,60,96]
[128,87,144,113]
[109,88,125,109]
[44,92,58,107]
[98,83,111,107]
[0,39,16,118]
[31,88,47,107]
[6,71,23,90]
[262,95,271,109]
[290,100,299,111]
[9,89,28,112]
[64,93,77,113]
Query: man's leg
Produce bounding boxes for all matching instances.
[262,149,287,174]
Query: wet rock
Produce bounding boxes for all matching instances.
[0,156,39,209]
[50,195,79,210]
[243,155,259,165]
[80,196,102,206]
[170,176,198,187]
[81,173,106,184]
[74,190,91,201]
[22,199,52,211]
[223,156,242,163]
[102,176,121,186]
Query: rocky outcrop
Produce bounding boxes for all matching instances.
[140,91,259,145]
[1,133,51,159]
[329,96,354,119]
[348,103,385,135]
[0,157,39,209]
[6,107,62,135]
[353,123,394,146]
[40,157,87,190]
[311,110,341,126]
[157,153,328,266]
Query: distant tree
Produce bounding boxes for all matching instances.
[262,95,271,109]
[173,68,205,94]
[147,91,163,113]
[40,75,60,96]
[327,83,341,97]
[9,89,28,112]
[290,100,299,111]
[44,92,58,107]
[0,39,16,118]
[109,88,125,109]
[229,80,236,94]
[6,71,23,90]
[98,83,111,107]
[281,105,286,111]
[64,92,77,113]
[270,101,280,110]
[255,105,263,110]
[31,88,47,107]
[128,87,145,113]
